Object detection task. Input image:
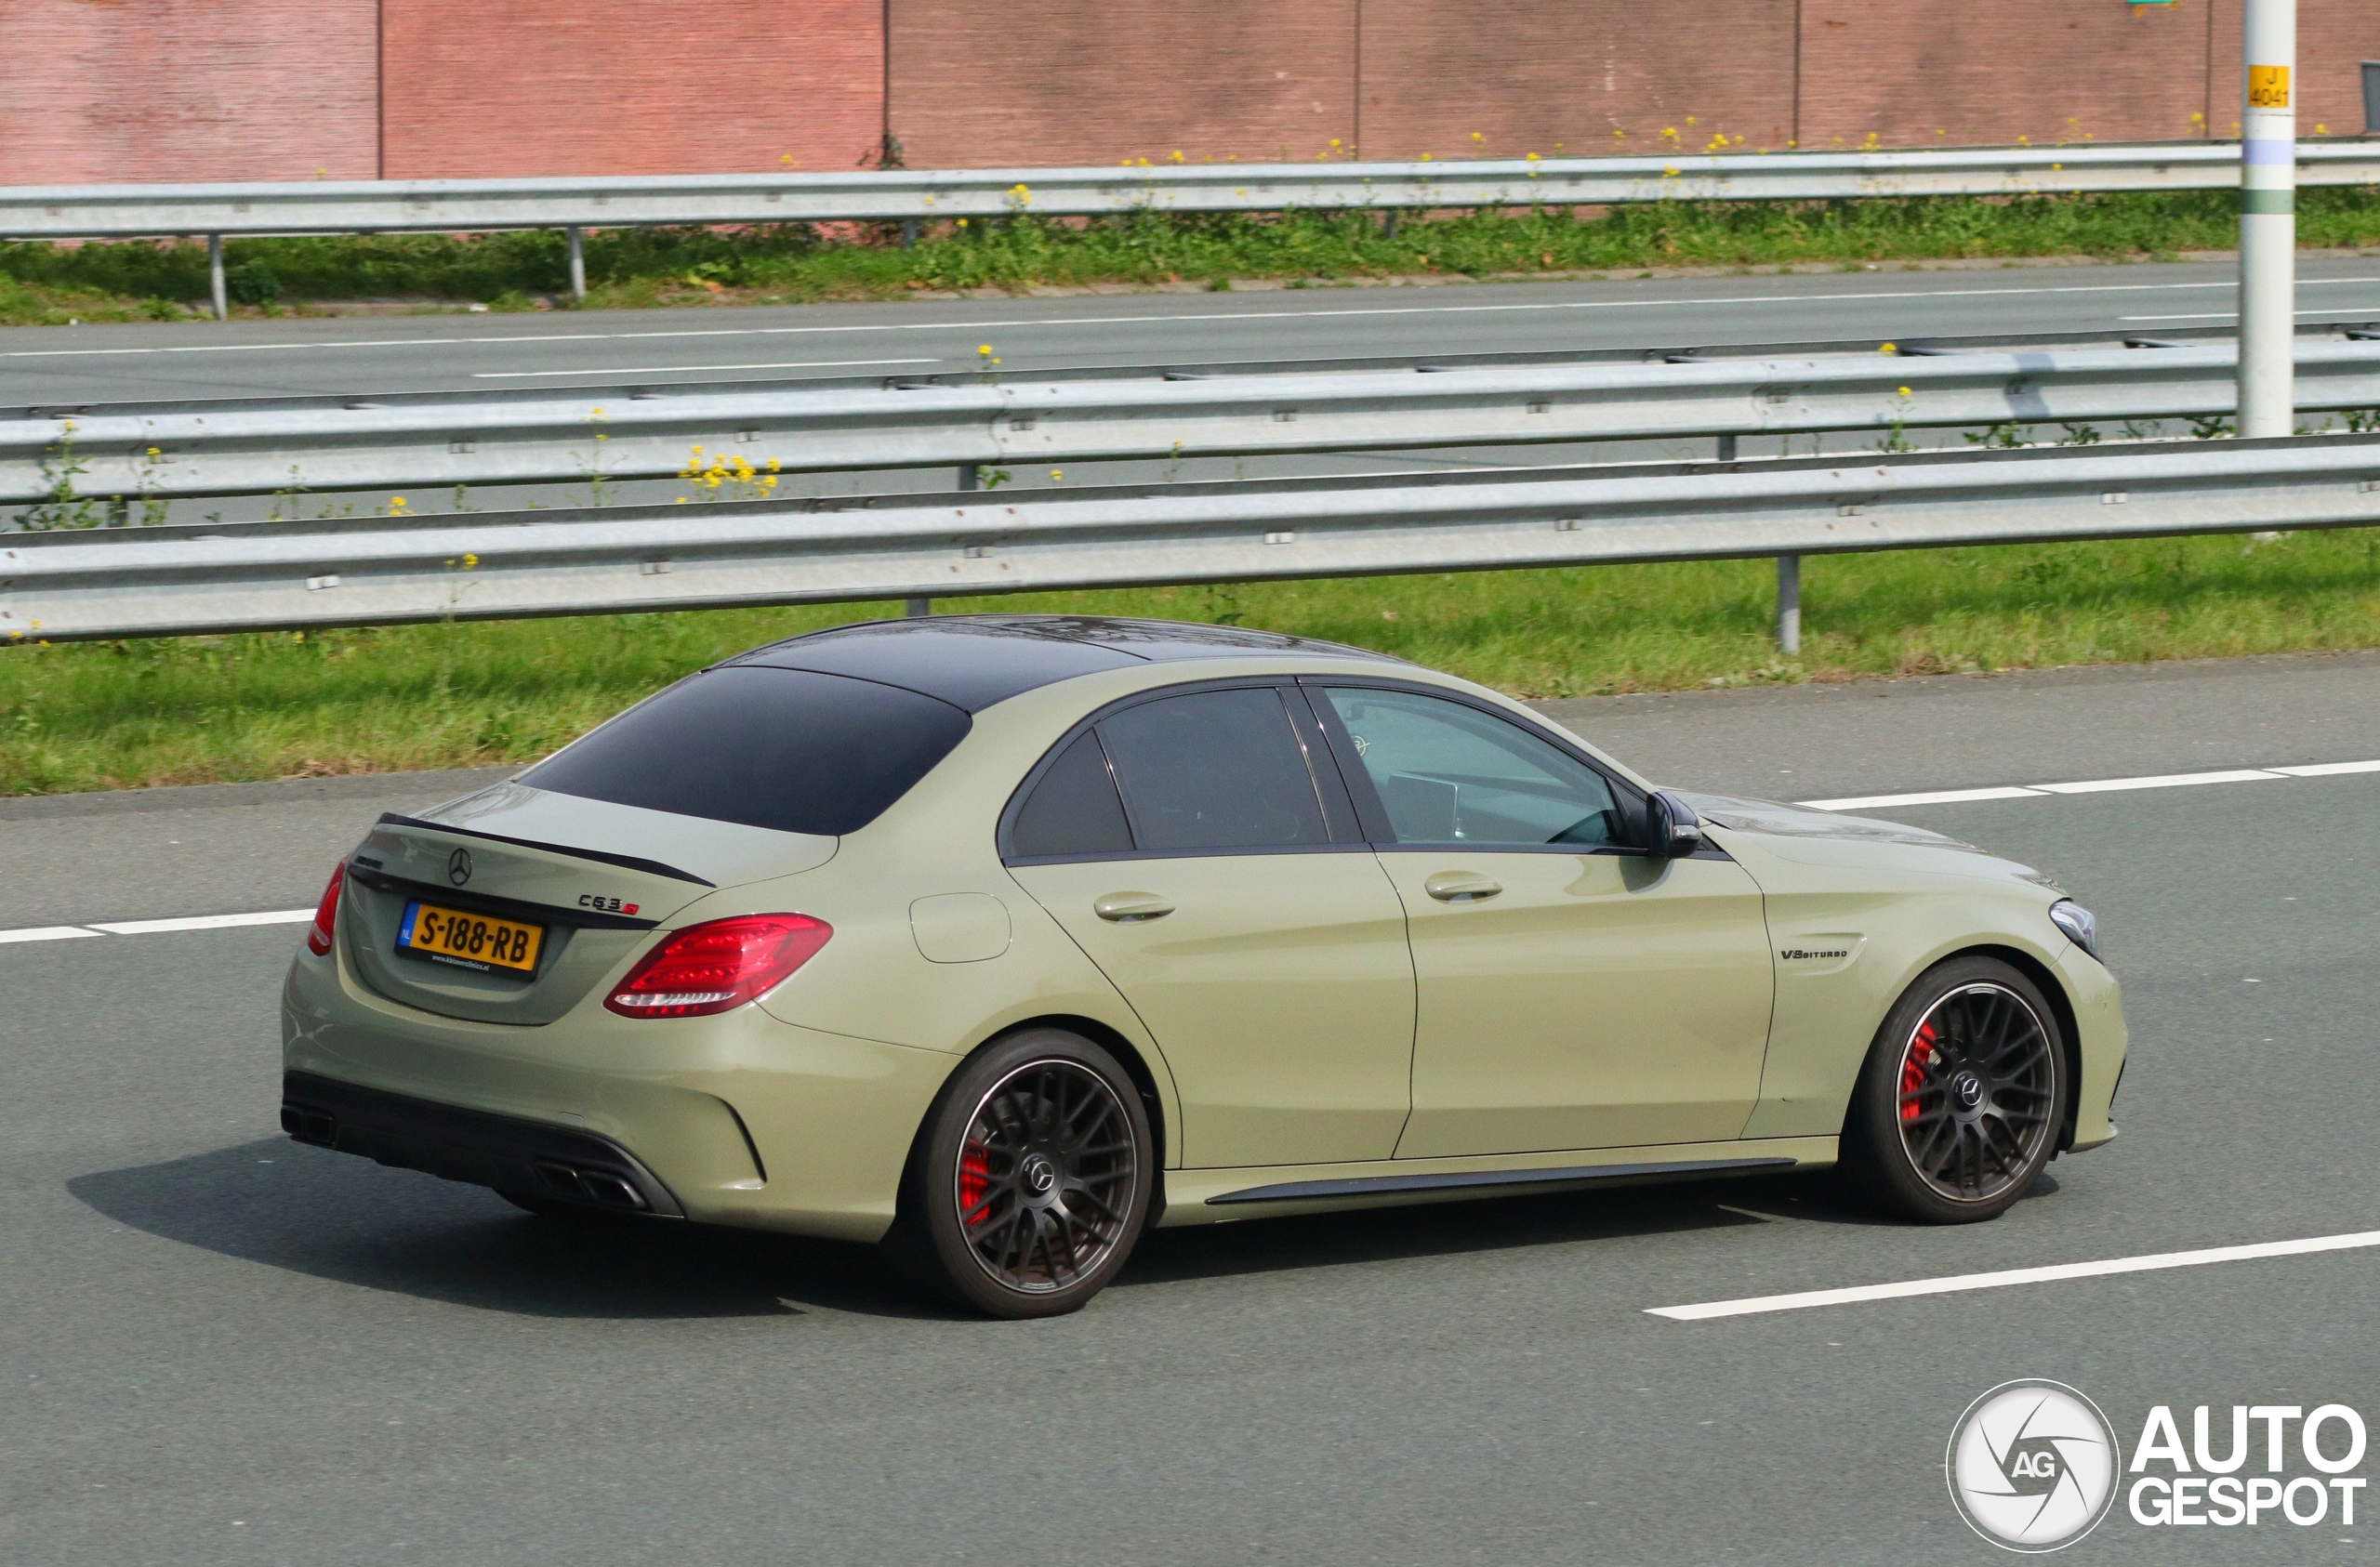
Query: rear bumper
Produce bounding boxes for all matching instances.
[282,937,958,1242]
[281,1071,686,1217]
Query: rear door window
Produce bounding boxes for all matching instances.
[1009,732,1135,858]
[523,666,971,836]
[1095,688,1330,852]
[1319,687,1625,848]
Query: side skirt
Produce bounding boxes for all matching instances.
[1210,1156,1795,1207]
[1157,1136,1838,1226]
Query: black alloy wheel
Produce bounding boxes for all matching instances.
[1844,957,2070,1223]
[892,1028,1154,1318]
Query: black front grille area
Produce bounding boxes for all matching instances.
[281,1071,685,1218]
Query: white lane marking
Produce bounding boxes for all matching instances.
[0,925,108,945]
[10,277,2380,363]
[471,356,937,379]
[86,909,314,935]
[1647,1229,2380,1321]
[2120,307,2380,321]
[0,909,313,944]
[1801,785,2048,810]
[2033,767,2286,794]
[2274,758,2380,777]
[1799,759,2374,811]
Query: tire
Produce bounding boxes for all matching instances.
[886,1028,1156,1319]
[1841,956,2071,1224]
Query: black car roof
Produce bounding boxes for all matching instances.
[722,614,1400,713]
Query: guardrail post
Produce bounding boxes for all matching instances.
[1777,555,1802,654]
[906,459,982,616]
[902,217,919,249]
[566,227,587,302]
[2239,0,2297,437]
[207,234,227,321]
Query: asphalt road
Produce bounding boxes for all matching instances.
[4,650,2377,1564]
[12,257,2380,408]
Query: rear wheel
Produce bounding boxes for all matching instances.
[1842,956,2069,1223]
[889,1029,1154,1319]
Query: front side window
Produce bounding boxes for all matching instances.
[1095,688,1329,851]
[1320,688,1624,848]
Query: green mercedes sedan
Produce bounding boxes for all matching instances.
[281,615,2124,1317]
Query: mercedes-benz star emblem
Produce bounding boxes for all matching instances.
[446,848,472,887]
[1021,1153,1058,1195]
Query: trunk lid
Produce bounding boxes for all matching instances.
[342,781,836,1025]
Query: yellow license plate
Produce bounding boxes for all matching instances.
[397,899,545,976]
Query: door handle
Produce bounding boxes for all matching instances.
[1093,891,1175,923]
[1423,871,1502,902]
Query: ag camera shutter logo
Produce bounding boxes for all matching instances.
[1947,1380,2122,1552]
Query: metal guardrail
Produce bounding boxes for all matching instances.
[12,138,2370,319]
[6,142,2380,244]
[7,435,2378,641]
[13,337,2380,507]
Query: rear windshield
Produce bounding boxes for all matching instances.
[522,666,971,836]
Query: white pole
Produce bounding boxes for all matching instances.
[1777,555,1802,654]
[2238,0,2296,438]
[566,226,586,303]
[207,234,228,321]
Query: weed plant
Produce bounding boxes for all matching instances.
[4,529,2375,794]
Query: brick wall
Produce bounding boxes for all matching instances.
[884,0,2380,166]
[6,0,2380,186]
[0,1,377,185]
[886,1,1360,167]
[381,0,882,178]
[1354,0,1799,160]
[1797,0,2214,150]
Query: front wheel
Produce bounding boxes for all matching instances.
[1842,956,2070,1223]
[889,1029,1155,1319]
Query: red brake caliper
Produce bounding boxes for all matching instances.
[959,1141,992,1225]
[1900,1022,1937,1123]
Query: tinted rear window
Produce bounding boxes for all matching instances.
[523,666,971,836]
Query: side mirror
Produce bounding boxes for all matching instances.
[1644,790,1705,859]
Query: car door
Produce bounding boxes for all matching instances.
[1308,683,1775,1158]
[1001,682,1418,1169]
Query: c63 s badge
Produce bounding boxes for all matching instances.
[577,893,641,915]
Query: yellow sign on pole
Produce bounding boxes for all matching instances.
[2249,64,2293,108]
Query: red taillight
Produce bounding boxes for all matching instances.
[306,863,346,956]
[604,914,831,1020]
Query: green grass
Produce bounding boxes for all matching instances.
[12,188,2380,323]
[6,529,2377,795]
